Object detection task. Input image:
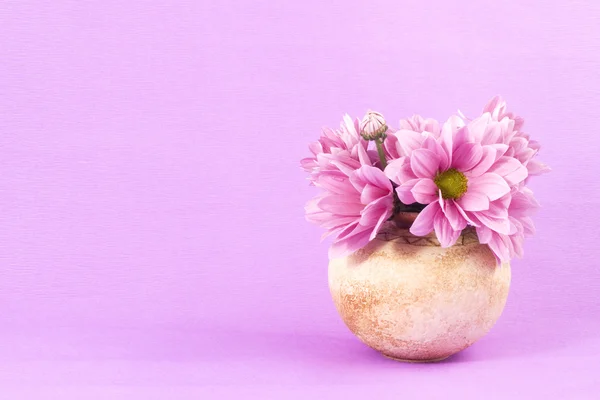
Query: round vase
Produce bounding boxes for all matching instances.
[328,217,511,362]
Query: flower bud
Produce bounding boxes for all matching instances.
[360,110,388,140]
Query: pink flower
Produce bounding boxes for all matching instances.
[306,145,394,259]
[384,115,442,160]
[483,96,550,179]
[400,114,442,135]
[476,187,540,263]
[483,96,524,131]
[384,115,529,249]
[303,97,545,264]
[301,115,377,182]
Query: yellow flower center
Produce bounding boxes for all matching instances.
[434,168,468,199]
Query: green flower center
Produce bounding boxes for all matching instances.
[434,168,468,199]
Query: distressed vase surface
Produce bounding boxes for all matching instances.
[328,221,511,362]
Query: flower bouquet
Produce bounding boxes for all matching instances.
[302,97,549,362]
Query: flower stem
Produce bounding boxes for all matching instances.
[375,138,387,170]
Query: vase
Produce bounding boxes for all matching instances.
[328,213,511,362]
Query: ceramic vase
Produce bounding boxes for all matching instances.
[328,214,511,362]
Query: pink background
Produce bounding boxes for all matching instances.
[1,1,599,398]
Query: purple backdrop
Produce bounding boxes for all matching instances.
[1,1,599,398]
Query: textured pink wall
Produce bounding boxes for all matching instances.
[1,1,599,398]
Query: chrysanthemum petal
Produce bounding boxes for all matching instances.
[468,145,497,177]
[469,173,510,201]
[384,157,415,185]
[527,159,551,176]
[440,200,468,231]
[457,191,490,211]
[488,156,528,186]
[452,142,483,171]
[328,227,372,259]
[410,149,441,178]
[434,213,462,248]
[473,212,511,235]
[396,130,426,156]
[396,180,419,204]
[317,195,363,216]
[411,178,438,204]
[410,202,440,236]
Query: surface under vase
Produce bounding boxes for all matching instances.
[328,222,511,362]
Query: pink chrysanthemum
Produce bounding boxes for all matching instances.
[302,98,546,263]
[384,115,442,160]
[476,187,540,263]
[482,96,550,180]
[483,96,525,131]
[301,115,376,182]
[305,145,394,258]
[385,114,529,251]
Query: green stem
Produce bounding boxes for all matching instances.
[375,138,387,170]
